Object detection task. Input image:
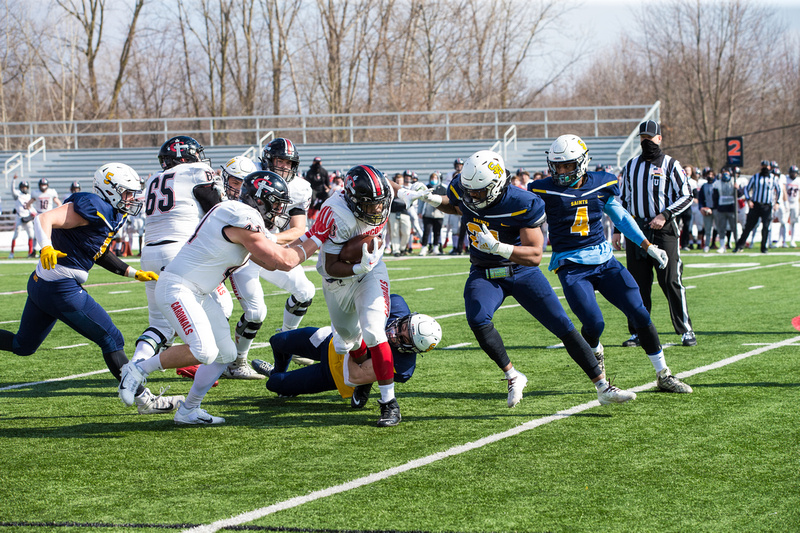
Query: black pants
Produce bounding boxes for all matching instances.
[625,218,693,336]
[678,208,693,248]
[736,203,772,253]
[421,217,443,247]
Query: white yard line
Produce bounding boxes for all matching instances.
[182,334,800,533]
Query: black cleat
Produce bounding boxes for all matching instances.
[250,359,274,377]
[681,331,697,346]
[351,383,371,409]
[377,398,401,427]
[622,334,640,347]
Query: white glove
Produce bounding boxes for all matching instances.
[475,224,514,259]
[647,243,668,269]
[397,187,434,208]
[352,238,386,276]
[265,231,278,243]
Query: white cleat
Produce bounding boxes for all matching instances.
[222,358,265,380]
[118,362,146,407]
[135,387,184,414]
[598,384,636,405]
[593,343,605,374]
[506,372,528,408]
[174,401,225,425]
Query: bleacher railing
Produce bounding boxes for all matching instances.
[0,105,657,152]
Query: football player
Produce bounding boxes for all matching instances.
[9,177,35,259]
[295,164,401,427]
[118,172,320,425]
[784,165,800,247]
[0,164,170,412]
[402,150,637,408]
[249,293,441,406]
[34,178,62,214]
[130,136,233,379]
[530,134,692,393]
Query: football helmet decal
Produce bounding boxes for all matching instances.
[546,134,590,188]
[261,138,300,182]
[158,135,209,170]
[387,313,442,354]
[93,162,144,215]
[460,150,509,209]
[343,164,391,226]
[240,171,291,231]
[220,156,258,201]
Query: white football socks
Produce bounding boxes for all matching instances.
[648,351,667,373]
[379,383,395,403]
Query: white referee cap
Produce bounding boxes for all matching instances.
[639,120,661,137]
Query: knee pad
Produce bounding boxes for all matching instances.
[285,295,313,317]
[235,314,263,340]
[136,327,168,354]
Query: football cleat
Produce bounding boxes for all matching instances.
[598,383,636,405]
[118,361,146,406]
[681,331,697,346]
[176,365,218,387]
[377,398,401,427]
[250,359,274,378]
[622,334,640,347]
[222,358,265,380]
[593,343,605,374]
[506,372,528,408]
[657,368,693,393]
[351,383,372,409]
[135,387,185,415]
[174,401,225,425]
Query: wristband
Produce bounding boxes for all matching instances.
[299,233,309,243]
[310,235,323,247]
[425,194,442,207]
[496,242,514,259]
[296,245,308,263]
[126,268,138,279]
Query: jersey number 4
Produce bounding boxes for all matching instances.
[570,206,589,236]
[145,173,175,215]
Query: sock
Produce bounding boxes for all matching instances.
[184,362,227,409]
[28,239,33,255]
[504,367,520,380]
[10,241,14,254]
[594,378,608,391]
[132,341,156,364]
[378,382,395,403]
[349,339,368,361]
[648,351,667,373]
[282,307,303,330]
[138,355,163,375]
[370,341,394,381]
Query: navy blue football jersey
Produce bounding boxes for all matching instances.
[51,192,126,272]
[447,176,546,268]
[528,171,619,253]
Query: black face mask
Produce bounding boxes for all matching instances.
[640,139,662,161]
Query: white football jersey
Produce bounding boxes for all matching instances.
[35,189,60,212]
[143,162,216,245]
[255,159,312,214]
[315,190,390,280]
[13,190,33,217]
[165,201,265,294]
[786,177,800,206]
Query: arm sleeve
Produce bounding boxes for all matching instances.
[604,197,646,247]
[95,247,131,276]
[193,179,225,213]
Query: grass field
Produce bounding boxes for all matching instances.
[0,249,798,533]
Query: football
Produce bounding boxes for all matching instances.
[339,234,383,264]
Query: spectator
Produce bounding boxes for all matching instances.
[614,120,696,347]
[712,170,739,252]
[679,165,697,250]
[698,167,717,252]
[404,170,423,253]
[442,158,464,253]
[419,172,446,255]
[389,174,412,256]
[305,156,329,219]
[734,160,781,254]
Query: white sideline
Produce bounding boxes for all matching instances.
[182,334,800,533]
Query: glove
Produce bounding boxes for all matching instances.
[303,206,335,246]
[40,245,67,270]
[352,238,386,276]
[646,244,669,269]
[396,187,430,208]
[265,231,278,243]
[134,270,159,282]
[475,224,514,259]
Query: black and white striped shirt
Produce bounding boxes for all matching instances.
[743,172,781,204]
[620,154,693,221]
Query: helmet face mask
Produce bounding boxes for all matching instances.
[220,156,258,201]
[460,150,508,210]
[158,136,209,170]
[386,313,442,354]
[547,135,590,187]
[93,163,144,216]
[343,164,391,226]
[239,171,291,231]
[19,181,29,193]
[39,178,49,192]
[262,138,300,182]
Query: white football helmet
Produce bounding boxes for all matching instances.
[221,156,258,200]
[460,150,508,209]
[387,313,442,354]
[546,134,590,187]
[93,163,144,215]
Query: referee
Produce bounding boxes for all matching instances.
[612,120,697,347]
[733,160,781,254]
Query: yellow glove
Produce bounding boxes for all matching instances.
[40,245,67,270]
[134,270,159,282]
